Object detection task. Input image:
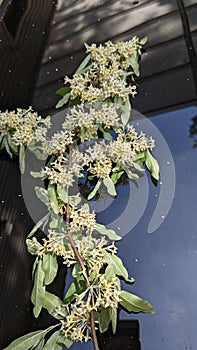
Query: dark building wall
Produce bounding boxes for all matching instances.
[0,0,55,110]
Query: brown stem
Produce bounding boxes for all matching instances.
[65,144,100,350]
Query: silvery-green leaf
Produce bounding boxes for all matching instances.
[2,327,56,350]
[57,334,73,349]
[34,338,45,350]
[43,331,62,350]
[35,186,48,205]
[129,55,139,76]
[105,264,116,280]
[41,291,66,319]
[125,169,139,180]
[145,150,159,180]
[140,36,148,45]
[30,171,43,178]
[105,253,134,282]
[48,184,59,214]
[121,99,131,125]
[64,274,86,304]
[72,263,81,278]
[56,87,71,96]
[57,184,68,203]
[19,144,25,173]
[99,307,111,333]
[7,132,18,154]
[56,93,70,109]
[75,53,91,74]
[119,290,154,314]
[26,239,40,255]
[42,254,58,285]
[32,149,48,160]
[103,177,117,196]
[4,137,13,158]
[31,259,45,318]
[69,194,81,207]
[111,170,124,184]
[81,203,90,212]
[95,223,121,241]
[27,214,49,238]
[133,162,144,172]
[111,307,117,334]
[87,179,102,200]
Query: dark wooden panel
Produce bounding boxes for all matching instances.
[0,0,55,110]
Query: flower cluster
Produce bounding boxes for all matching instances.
[60,274,120,343]
[70,207,96,234]
[88,157,112,179]
[85,37,142,72]
[93,275,121,309]
[42,154,75,187]
[60,301,92,342]
[64,38,143,104]
[62,103,121,138]
[0,107,51,146]
[43,129,74,155]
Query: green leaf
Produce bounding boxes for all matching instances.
[19,144,25,173]
[4,137,13,157]
[69,193,81,207]
[111,307,117,334]
[7,132,18,154]
[103,131,112,141]
[111,170,124,184]
[133,161,143,172]
[87,179,102,200]
[34,338,45,350]
[27,214,49,238]
[35,186,48,205]
[75,53,91,75]
[99,307,111,333]
[42,254,58,285]
[72,262,81,277]
[125,169,139,180]
[26,239,41,255]
[105,264,116,281]
[121,99,131,125]
[30,171,43,178]
[57,184,68,203]
[31,259,45,318]
[3,328,50,350]
[57,334,73,349]
[64,275,86,304]
[48,184,59,214]
[140,36,148,45]
[145,150,159,180]
[95,223,121,241]
[56,87,71,96]
[56,93,70,109]
[129,54,140,76]
[43,331,62,350]
[114,95,123,108]
[41,291,66,319]
[105,253,134,283]
[32,150,48,161]
[103,176,117,196]
[119,290,154,314]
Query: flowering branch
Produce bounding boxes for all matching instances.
[1,37,159,350]
[65,144,100,350]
